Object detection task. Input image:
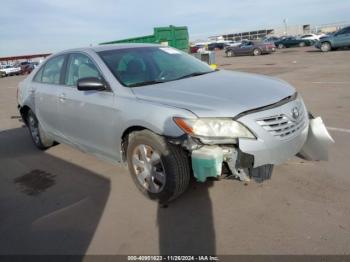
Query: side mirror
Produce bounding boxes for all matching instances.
[77,77,107,91]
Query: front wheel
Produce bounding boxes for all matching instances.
[320,42,331,52]
[126,130,191,203]
[278,44,284,49]
[226,50,234,57]
[27,110,54,150]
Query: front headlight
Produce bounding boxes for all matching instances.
[174,117,255,144]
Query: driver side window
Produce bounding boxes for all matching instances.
[65,53,101,86]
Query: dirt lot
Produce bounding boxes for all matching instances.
[0,46,350,256]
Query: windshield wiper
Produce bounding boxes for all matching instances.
[127,80,165,87]
[176,70,215,80]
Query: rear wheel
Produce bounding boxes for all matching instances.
[27,110,54,150]
[126,130,191,203]
[299,42,306,47]
[321,42,331,52]
[253,48,261,56]
[278,44,284,49]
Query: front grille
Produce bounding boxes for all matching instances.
[256,109,306,139]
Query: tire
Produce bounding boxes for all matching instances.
[299,42,305,47]
[249,164,274,183]
[253,48,261,56]
[278,44,284,49]
[226,50,234,57]
[126,130,191,203]
[320,42,331,52]
[27,110,54,150]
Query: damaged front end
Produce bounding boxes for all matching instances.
[169,107,334,183]
[170,117,262,182]
[168,134,265,183]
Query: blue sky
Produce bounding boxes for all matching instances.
[0,0,349,56]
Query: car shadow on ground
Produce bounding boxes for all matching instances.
[0,127,110,256]
[157,179,216,255]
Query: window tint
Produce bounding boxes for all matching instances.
[65,53,101,86]
[41,56,65,84]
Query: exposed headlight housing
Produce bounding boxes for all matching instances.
[174,117,256,144]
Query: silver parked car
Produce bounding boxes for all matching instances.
[17,44,334,202]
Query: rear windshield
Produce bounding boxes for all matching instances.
[98,47,213,87]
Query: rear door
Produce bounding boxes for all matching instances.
[57,52,116,159]
[33,55,66,137]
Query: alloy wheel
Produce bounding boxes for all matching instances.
[321,43,330,52]
[132,144,166,193]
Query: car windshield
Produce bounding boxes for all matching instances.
[98,46,214,87]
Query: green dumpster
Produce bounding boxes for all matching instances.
[100,25,189,52]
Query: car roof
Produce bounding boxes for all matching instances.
[55,43,163,56]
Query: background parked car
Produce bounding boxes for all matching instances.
[225,40,275,56]
[274,37,314,48]
[19,61,34,74]
[300,33,325,41]
[190,45,200,53]
[315,26,350,52]
[208,42,225,50]
[0,65,21,77]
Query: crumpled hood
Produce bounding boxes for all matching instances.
[132,70,295,118]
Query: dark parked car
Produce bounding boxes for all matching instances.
[274,37,314,48]
[225,41,275,56]
[315,26,350,52]
[208,42,225,50]
[19,61,34,74]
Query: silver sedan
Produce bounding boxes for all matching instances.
[17,44,333,202]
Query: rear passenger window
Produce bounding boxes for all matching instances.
[41,56,65,84]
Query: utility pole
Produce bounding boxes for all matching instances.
[283,18,288,35]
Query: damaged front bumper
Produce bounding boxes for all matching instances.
[298,116,334,161]
[170,104,334,183]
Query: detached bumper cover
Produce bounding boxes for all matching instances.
[298,117,334,161]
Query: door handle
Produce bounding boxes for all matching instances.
[58,93,66,101]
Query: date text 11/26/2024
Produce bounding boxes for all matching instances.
[127,255,219,261]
